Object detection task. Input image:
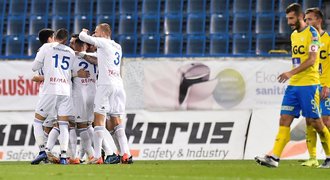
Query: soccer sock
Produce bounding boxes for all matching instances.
[79,128,94,158]
[306,125,317,159]
[46,127,60,151]
[69,127,77,159]
[114,124,131,156]
[43,131,49,147]
[58,121,69,158]
[87,125,94,145]
[93,126,105,159]
[272,126,290,158]
[318,126,330,157]
[102,130,114,156]
[33,118,45,152]
[110,130,121,154]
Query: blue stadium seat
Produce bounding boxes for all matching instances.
[165,0,183,14]
[7,16,26,35]
[51,16,70,32]
[119,0,137,15]
[232,34,252,55]
[164,14,183,34]
[9,0,28,16]
[210,0,229,14]
[141,35,160,56]
[278,0,298,13]
[96,0,116,15]
[278,13,291,34]
[210,13,229,34]
[0,0,6,17]
[232,13,252,34]
[233,0,252,13]
[303,0,322,10]
[164,34,183,56]
[29,16,48,35]
[31,0,50,15]
[118,35,137,56]
[118,15,137,35]
[187,0,206,14]
[52,0,72,16]
[5,35,25,57]
[141,15,160,35]
[187,13,206,35]
[256,34,275,55]
[186,35,206,56]
[27,35,41,57]
[142,0,161,15]
[209,34,229,55]
[74,0,94,16]
[0,0,5,36]
[255,13,275,34]
[96,15,115,33]
[73,15,93,34]
[256,0,274,13]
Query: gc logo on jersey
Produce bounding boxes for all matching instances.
[292,45,305,55]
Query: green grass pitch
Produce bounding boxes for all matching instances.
[0,160,329,180]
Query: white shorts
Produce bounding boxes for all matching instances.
[35,94,73,118]
[94,85,126,116]
[73,93,95,123]
[42,115,57,128]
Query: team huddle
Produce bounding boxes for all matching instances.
[30,23,132,165]
[255,3,330,168]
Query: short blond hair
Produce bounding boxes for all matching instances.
[98,23,111,37]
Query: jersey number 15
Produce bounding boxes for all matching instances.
[53,54,70,70]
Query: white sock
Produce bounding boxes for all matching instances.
[69,127,77,159]
[87,125,94,145]
[58,121,69,158]
[102,130,114,156]
[33,118,45,152]
[46,127,60,151]
[43,131,49,146]
[110,130,121,154]
[114,124,131,156]
[79,128,94,158]
[93,126,105,159]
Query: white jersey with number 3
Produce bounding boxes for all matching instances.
[79,32,123,87]
[33,42,75,96]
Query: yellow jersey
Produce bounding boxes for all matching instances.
[319,31,330,87]
[289,26,320,86]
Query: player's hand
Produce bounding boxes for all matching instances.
[277,72,292,83]
[321,86,329,99]
[32,75,44,82]
[77,68,90,78]
[82,28,89,33]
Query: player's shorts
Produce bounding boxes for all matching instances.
[73,93,95,123]
[35,94,73,118]
[320,86,330,116]
[43,115,57,128]
[281,85,321,119]
[94,85,126,116]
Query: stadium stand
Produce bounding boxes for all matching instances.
[0,0,327,58]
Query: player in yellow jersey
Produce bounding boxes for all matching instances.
[255,3,330,168]
[301,7,330,168]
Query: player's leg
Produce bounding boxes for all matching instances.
[68,119,79,164]
[301,118,319,167]
[46,123,60,164]
[255,86,299,168]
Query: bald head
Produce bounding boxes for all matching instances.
[95,23,112,38]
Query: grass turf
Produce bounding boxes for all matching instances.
[0,160,329,180]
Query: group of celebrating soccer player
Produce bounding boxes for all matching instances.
[29,23,132,165]
[255,3,330,168]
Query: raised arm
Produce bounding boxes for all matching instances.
[79,29,103,48]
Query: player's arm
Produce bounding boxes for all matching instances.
[79,29,103,48]
[76,51,98,65]
[278,42,319,83]
[32,45,46,71]
[32,75,44,82]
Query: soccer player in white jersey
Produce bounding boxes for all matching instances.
[79,23,131,164]
[31,28,76,165]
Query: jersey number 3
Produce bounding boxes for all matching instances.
[53,54,70,70]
